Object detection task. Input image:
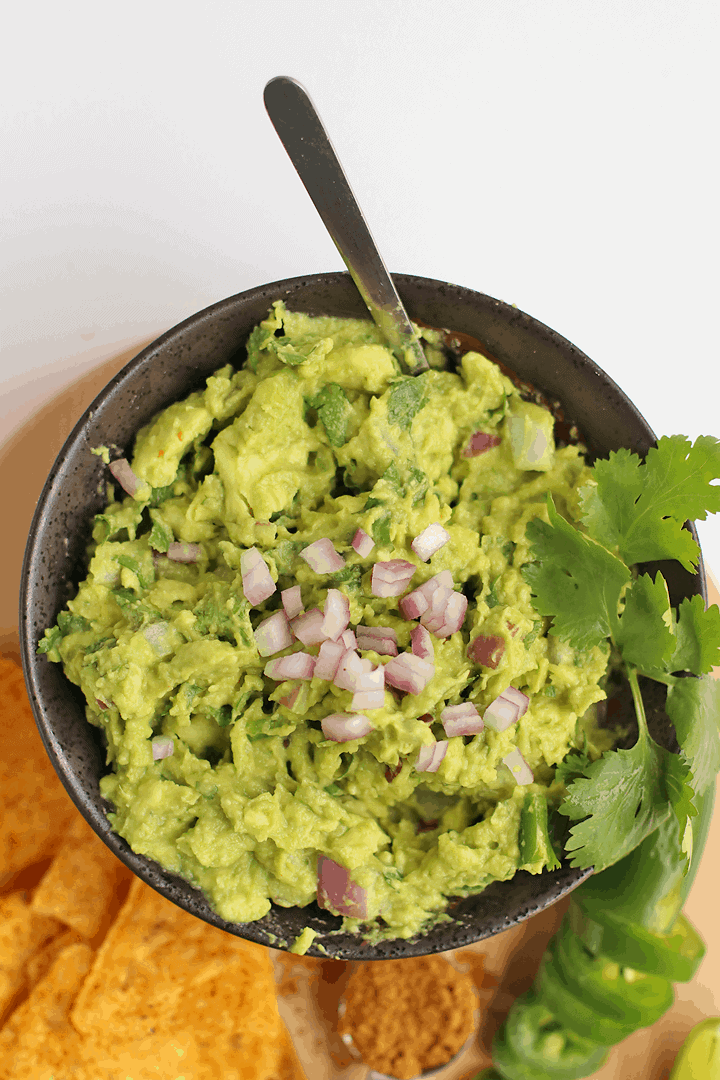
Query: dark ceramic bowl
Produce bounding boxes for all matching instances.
[19,272,706,959]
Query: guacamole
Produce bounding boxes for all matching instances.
[39,302,611,943]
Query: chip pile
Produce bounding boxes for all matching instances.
[0,656,305,1080]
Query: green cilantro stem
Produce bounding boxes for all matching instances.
[626,666,649,741]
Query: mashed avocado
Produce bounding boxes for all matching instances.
[40,302,612,943]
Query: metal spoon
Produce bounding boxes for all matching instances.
[263,75,428,375]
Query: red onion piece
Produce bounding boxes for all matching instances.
[483,686,530,731]
[441,702,484,737]
[351,688,386,710]
[109,458,140,497]
[420,585,454,633]
[462,431,502,457]
[399,570,454,620]
[322,589,351,641]
[278,684,301,709]
[300,538,345,574]
[253,610,293,657]
[502,686,530,715]
[321,712,374,742]
[95,698,110,711]
[291,608,327,645]
[502,748,534,785]
[341,628,357,650]
[314,639,346,681]
[411,523,450,562]
[166,541,201,563]
[410,625,434,662]
[356,625,398,657]
[383,652,435,695]
[468,634,505,669]
[264,652,316,681]
[371,559,416,598]
[241,547,276,606]
[429,592,468,639]
[281,585,303,621]
[415,740,448,773]
[352,528,375,558]
[151,736,174,761]
[317,856,368,918]
[334,650,372,692]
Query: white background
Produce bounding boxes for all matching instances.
[2,0,719,577]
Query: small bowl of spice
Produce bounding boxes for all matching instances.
[337,954,478,1078]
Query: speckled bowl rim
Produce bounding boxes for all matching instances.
[19,271,706,959]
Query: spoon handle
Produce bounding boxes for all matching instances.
[264,75,428,374]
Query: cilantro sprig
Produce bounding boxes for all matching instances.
[523,435,720,874]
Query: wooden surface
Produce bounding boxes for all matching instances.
[1,344,718,1078]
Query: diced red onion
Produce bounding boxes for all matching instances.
[241,547,276,606]
[341,628,357,650]
[321,712,374,742]
[253,610,293,657]
[264,652,316,681]
[356,625,398,657]
[399,570,454,620]
[166,541,201,564]
[321,589,351,641]
[334,650,373,692]
[371,559,416,598]
[317,856,368,918]
[300,538,345,574]
[411,625,434,661]
[502,748,534,785]
[109,458,140,497]
[352,528,375,558]
[314,639,346,681]
[281,585,303,621]
[279,684,301,709]
[428,591,468,639]
[468,634,505,669]
[462,431,502,457]
[291,608,327,645]
[95,698,110,711]
[415,740,448,773]
[151,736,174,761]
[483,686,530,732]
[351,688,386,710]
[441,702,484,737]
[411,523,450,562]
[383,653,435,695]
[419,585,454,633]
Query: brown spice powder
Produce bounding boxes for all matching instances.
[338,954,476,1079]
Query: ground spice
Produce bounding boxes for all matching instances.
[337,954,476,1079]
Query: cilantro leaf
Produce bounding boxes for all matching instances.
[663,751,697,867]
[670,595,720,674]
[372,512,392,547]
[387,375,428,431]
[523,496,630,650]
[582,436,720,571]
[666,675,720,796]
[614,573,675,673]
[308,383,352,448]
[148,517,173,553]
[558,732,672,871]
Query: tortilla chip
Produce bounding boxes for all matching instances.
[0,940,93,1080]
[72,877,285,1079]
[31,813,133,941]
[0,657,76,881]
[0,891,61,1019]
[23,926,84,991]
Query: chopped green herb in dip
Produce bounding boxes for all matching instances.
[39,301,614,943]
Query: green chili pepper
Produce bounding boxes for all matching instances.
[519,793,561,869]
[492,990,609,1079]
[669,1017,720,1079]
[569,905,705,984]
[549,916,674,1037]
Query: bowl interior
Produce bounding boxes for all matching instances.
[19,271,705,958]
